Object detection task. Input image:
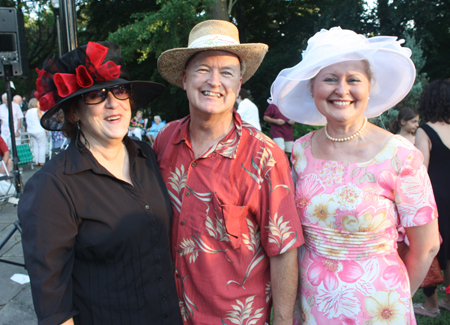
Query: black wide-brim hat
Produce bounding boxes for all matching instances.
[36,41,165,131]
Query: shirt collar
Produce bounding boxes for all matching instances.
[173,111,243,159]
[65,136,146,175]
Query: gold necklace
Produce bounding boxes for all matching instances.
[325,117,368,142]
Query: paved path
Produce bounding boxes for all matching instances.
[0,166,38,324]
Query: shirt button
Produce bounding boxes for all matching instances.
[145,205,149,210]
[158,276,163,282]
[185,192,190,196]
[191,162,196,167]
[164,314,169,319]
[176,274,181,278]
[151,222,156,227]
[161,295,166,300]
[180,221,185,225]
[155,259,160,264]
[178,248,182,253]
[153,241,157,246]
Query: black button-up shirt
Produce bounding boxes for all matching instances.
[18,138,182,325]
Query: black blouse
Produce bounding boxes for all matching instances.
[18,138,182,325]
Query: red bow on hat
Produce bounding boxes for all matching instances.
[35,42,121,111]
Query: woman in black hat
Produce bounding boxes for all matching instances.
[18,42,182,325]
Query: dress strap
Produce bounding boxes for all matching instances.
[303,224,397,260]
[420,124,449,151]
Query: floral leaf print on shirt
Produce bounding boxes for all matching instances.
[265,281,271,303]
[356,136,401,167]
[333,183,363,211]
[243,146,290,193]
[167,165,188,212]
[306,194,338,228]
[205,211,231,242]
[228,219,265,289]
[178,272,198,321]
[223,295,264,325]
[179,233,233,263]
[265,213,298,254]
[365,290,406,325]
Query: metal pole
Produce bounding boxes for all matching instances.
[55,13,62,57]
[63,0,78,51]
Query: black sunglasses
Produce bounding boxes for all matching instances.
[81,84,132,105]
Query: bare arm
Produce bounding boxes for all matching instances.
[270,248,298,325]
[404,218,440,295]
[263,116,285,125]
[415,127,431,168]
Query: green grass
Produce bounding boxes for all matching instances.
[414,285,450,324]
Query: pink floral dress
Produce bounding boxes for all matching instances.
[291,132,438,325]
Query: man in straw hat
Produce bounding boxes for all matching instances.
[153,19,304,324]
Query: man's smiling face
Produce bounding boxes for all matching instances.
[183,50,242,119]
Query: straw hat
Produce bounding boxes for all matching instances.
[36,41,165,131]
[157,20,268,88]
[269,27,416,125]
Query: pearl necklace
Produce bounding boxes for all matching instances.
[325,117,368,142]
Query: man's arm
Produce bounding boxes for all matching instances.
[263,115,285,125]
[270,248,298,325]
[15,118,22,136]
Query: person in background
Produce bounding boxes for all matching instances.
[146,115,165,145]
[270,26,439,324]
[0,93,24,148]
[20,95,29,131]
[414,79,450,317]
[0,135,12,175]
[263,103,295,159]
[389,107,420,144]
[129,110,147,140]
[25,98,48,166]
[18,41,182,325]
[155,19,303,324]
[235,88,261,130]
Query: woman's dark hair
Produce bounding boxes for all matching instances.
[61,97,81,139]
[389,107,418,134]
[419,79,450,123]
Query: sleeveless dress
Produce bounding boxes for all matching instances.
[291,132,437,325]
[420,124,450,269]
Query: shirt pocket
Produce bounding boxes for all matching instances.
[221,204,249,249]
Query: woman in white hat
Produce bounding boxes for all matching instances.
[270,27,440,324]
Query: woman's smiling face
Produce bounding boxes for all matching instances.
[311,60,371,125]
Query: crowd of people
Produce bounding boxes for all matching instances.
[12,19,448,325]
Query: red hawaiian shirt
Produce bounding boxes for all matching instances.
[153,112,304,324]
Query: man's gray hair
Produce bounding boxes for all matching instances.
[1,93,6,103]
[13,95,22,104]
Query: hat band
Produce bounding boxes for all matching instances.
[188,34,239,49]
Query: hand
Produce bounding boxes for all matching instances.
[15,130,20,137]
[288,120,295,125]
[276,119,285,126]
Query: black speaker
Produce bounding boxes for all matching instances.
[0,7,29,78]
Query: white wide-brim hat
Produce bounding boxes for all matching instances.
[269,27,416,125]
[157,20,268,88]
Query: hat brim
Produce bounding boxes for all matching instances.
[157,44,268,88]
[271,48,416,125]
[41,78,165,131]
